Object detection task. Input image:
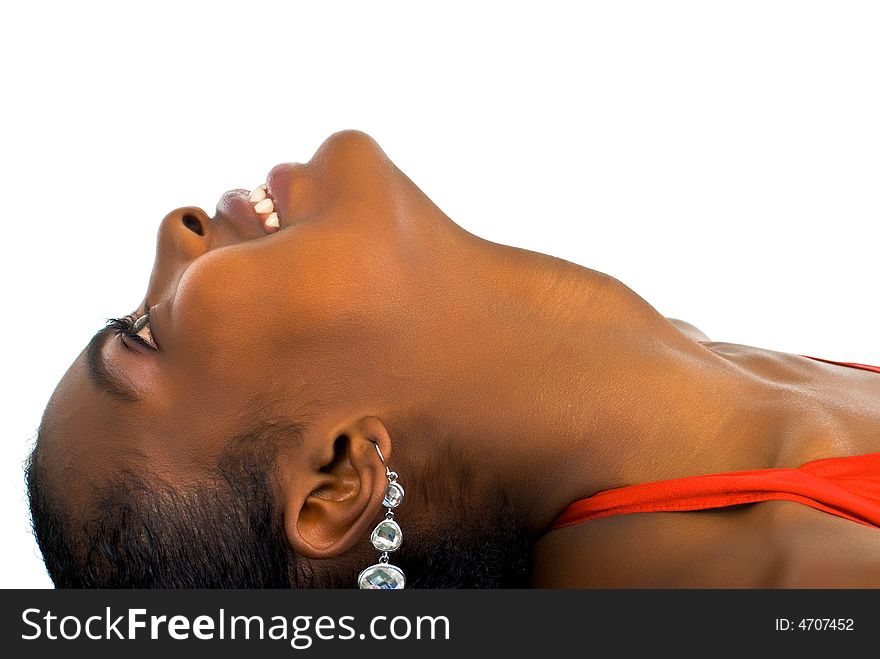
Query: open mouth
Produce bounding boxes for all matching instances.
[247,183,281,234]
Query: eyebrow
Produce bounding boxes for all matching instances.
[85,324,142,403]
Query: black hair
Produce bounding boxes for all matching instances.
[26,422,532,588]
[26,420,315,588]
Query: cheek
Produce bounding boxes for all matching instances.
[252,226,392,337]
[170,251,286,367]
[168,234,394,381]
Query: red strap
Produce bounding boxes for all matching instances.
[552,452,880,530]
[553,348,880,531]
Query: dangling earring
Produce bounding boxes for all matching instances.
[357,443,406,589]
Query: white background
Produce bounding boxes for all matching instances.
[1,1,878,588]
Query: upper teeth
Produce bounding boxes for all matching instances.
[249,184,280,232]
[254,197,274,214]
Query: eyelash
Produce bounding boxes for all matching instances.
[106,307,156,351]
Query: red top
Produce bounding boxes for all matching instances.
[552,354,880,531]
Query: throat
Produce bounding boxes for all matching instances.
[438,247,773,535]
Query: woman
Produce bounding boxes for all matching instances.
[27,130,880,588]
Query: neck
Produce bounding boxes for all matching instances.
[393,235,777,535]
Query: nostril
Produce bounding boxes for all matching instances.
[182,213,205,236]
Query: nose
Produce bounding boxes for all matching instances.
[144,206,213,304]
[157,205,212,260]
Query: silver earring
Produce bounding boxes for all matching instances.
[357,443,406,589]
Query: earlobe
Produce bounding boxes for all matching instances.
[281,417,393,560]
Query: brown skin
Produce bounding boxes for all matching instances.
[41,130,880,587]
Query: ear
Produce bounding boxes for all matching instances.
[281,416,392,560]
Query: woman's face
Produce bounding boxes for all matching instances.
[40,130,461,495]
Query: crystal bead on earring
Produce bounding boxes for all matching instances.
[358,445,406,589]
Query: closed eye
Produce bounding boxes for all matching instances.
[106,310,157,351]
